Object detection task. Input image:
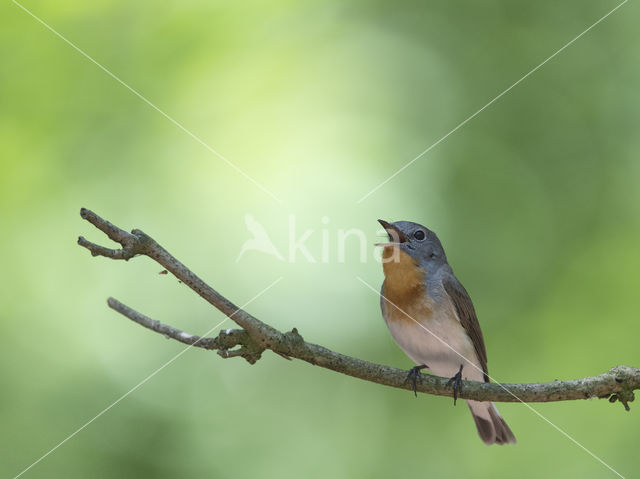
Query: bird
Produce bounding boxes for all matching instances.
[377,219,516,445]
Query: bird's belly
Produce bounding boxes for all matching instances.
[385,307,483,381]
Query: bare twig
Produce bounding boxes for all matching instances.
[78,207,278,343]
[79,208,639,408]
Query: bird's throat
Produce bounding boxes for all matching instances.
[382,247,427,303]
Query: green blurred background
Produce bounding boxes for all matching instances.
[1,0,639,477]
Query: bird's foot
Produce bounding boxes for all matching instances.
[446,365,464,406]
[405,364,428,397]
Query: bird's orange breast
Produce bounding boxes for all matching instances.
[381,247,433,322]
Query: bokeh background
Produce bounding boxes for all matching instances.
[1,0,639,477]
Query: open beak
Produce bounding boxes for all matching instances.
[377,219,407,246]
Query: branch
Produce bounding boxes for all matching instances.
[78,208,639,409]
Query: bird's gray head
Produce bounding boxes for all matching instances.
[378,219,448,269]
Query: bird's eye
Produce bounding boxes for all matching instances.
[413,230,426,241]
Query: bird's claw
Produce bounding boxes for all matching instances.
[446,365,464,406]
[405,364,428,397]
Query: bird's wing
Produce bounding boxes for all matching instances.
[442,275,489,382]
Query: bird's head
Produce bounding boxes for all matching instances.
[377,219,447,271]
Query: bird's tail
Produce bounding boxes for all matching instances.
[466,400,516,445]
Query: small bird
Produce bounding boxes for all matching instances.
[378,219,516,445]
